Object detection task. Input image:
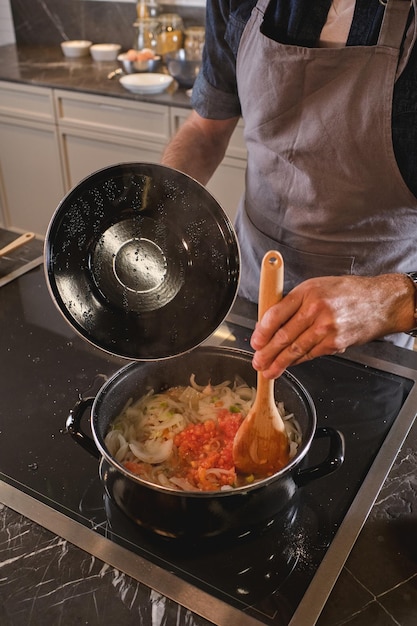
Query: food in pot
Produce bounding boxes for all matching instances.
[104,375,302,492]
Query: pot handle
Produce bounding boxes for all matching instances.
[66,397,100,460]
[294,427,345,488]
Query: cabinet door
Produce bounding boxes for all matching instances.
[59,128,164,190]
[55,91,171,191]
[0,117,65,235]
[206,158,245,223]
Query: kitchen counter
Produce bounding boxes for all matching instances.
[0,258,417,626]
[0,43,247,238]
[0,43,193,109]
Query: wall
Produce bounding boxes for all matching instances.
[10,0,205,50]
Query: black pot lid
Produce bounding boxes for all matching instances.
[44,163,240,360]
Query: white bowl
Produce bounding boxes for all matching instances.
[61,40,92,58]
[119,73,174,95]
[90,43,122,62]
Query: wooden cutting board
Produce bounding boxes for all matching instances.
[0,229,43,287]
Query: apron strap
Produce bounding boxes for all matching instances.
[255,0,271,15]
[378,0,412,48]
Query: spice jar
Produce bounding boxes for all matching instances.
[184,26,205,60]
[157,13,184,55]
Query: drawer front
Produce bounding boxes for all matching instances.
[0,81,55,122]
[55,90,171,144]
[58,127,165,190]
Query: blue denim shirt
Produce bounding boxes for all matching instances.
[191,0,417,197]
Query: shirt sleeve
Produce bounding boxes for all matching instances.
[191,0,252,119]
[191,73,242,119]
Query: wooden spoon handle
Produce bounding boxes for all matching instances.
[258,250,284,320]
[232,250,289,474]
[257,250,284,396]
[0,232,35,257]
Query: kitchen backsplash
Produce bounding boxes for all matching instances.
[10,0,205,49]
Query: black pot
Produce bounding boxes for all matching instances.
[67,346,344,540]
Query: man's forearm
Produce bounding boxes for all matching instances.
[161,111,239,185]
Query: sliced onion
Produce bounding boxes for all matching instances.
[169,476,199,491]
[178,386,202,409]
[205,467,235,477]
[129,438,173,464]
[105,430,127,457]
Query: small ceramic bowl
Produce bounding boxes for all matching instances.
[61,40,92,58]
[90,43,122,62]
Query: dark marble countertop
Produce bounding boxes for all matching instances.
[0,43,193,109]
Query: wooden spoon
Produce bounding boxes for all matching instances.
[233,250,290,477]
[0,232,35,258]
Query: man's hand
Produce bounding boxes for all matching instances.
[251,273,416,379]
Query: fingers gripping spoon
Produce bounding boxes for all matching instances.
[233,250,290,476]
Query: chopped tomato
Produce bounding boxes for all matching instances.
[124,460,147,475]
[173,410,243,491]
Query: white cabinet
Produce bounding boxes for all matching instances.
[0,82,247,235]
[207,155,246,222]
[170,106,246,222]
[54,90,171,190]
[0,81,65,235]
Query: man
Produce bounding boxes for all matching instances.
[162,0,417,378]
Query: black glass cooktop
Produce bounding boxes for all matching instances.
[0,266,415,626]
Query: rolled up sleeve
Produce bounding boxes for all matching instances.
[191,72,242,119]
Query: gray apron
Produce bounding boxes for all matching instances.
[234,0,417,345]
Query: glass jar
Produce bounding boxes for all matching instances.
[133,18,162,53]
[184,26,205,60]
[157,13,184,56]
[136,0,159,19]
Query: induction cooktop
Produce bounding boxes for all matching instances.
[1,267,417,626]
